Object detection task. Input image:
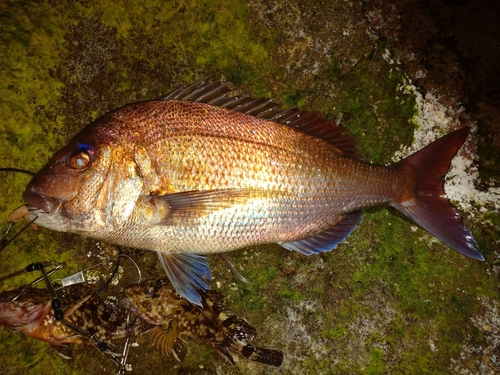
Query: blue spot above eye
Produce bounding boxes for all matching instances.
[77,143,93,151]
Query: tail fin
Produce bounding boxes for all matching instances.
[239,344,284,367]
[392,128,484,260]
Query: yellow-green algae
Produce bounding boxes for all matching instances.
[0,3,89,373]
[0,0,498,374]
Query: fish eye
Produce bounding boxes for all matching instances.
[69,151,91,170]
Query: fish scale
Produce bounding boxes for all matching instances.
[123,106,399,241]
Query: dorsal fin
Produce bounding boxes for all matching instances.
[163,79,358,159]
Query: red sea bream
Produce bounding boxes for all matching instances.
[20,80,483,305]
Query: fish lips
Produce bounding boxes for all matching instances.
[23,190,61,215]
[0,299,48,327]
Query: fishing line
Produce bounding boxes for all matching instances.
[96,252,143,292]
[95,249,122,294]
[0,167,35,176]
[0,261,65,303]
[32,261,122,367]
[0,216,38,252]
[0,261,63,285]
[0,167,36,250]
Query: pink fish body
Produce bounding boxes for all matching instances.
[21,80,483,305]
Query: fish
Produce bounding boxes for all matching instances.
[121,278,284,367]
[0,284,139,359]
[20,79,484,305]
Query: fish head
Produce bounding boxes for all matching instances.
[0,287,88,345]
[22,118,144,235]
[122,279,185,325]
[0,288,52,329]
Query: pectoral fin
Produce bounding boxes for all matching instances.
[150,323,179,357]
[157,252,212,306]
[140,189,261,226]
[279,211,363,255]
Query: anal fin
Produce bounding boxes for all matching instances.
[279,211,363,255]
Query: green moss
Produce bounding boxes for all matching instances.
[321,325,347,340]
[0,0,67,225]
[69,0,274,94]
[338,207,496,373]
[283,90,307,109]
[323,44,417,163]
[365,348,386,375]
[0,0,87,330]
[279,282,304,301]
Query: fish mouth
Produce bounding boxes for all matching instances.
[119,297,140,315]
[23,191,59,215]
[0,303,48,327]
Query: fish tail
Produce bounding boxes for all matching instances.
[239,344,284,367]
[391,127,484,260]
